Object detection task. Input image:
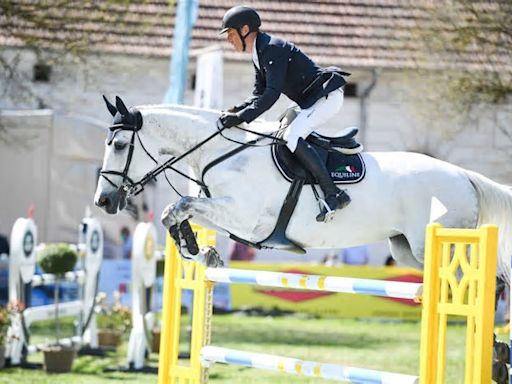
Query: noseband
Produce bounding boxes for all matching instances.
[99,121,149,197]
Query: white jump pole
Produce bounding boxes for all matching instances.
[201,346,419,384]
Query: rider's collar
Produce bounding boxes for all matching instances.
[252,33,260,70]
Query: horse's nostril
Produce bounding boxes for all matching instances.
[97,195,110,207]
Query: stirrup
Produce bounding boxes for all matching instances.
[316,191,351,223]
[316,199,336,223]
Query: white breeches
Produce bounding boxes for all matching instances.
[283,89,344,152]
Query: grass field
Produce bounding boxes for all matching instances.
[0,313,506,383]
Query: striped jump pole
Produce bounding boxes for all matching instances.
[205,268,422,300]
[201,346,419,384]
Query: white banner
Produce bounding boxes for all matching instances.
[194,48,223,110]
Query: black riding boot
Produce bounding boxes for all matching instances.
[294,138,351,222]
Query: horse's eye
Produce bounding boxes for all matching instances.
[114,141,127,151]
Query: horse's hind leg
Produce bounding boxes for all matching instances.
[493,278,510,384]
[388,234,423,270]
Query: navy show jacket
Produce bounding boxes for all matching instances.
[236,32,349,123]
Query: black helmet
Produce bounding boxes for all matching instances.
[219,5,261,34]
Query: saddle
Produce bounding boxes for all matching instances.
[272,129,365,184]
[259,108,366,253]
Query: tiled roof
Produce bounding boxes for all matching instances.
[0,0,509,70]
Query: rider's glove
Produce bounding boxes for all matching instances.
[219,112,243,129]
[227,105,243,113]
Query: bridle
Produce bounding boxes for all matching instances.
[99,114,286,199]
[100,121,145,196]
[99,116,229,199]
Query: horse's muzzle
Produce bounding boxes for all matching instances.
[95,190,127,214]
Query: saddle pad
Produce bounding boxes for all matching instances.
[271,144,366,184]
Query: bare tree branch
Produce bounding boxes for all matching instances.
[0,0,157,142]
[413,1,512,116]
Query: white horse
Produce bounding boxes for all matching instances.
[94,97,512,283]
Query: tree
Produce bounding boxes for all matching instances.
[406,0,512,154]
[2,1,87,106]
[418,1,511,106]
[0,1,144,142]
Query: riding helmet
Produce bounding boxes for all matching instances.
[219,5,261,34]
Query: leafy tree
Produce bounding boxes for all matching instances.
[404,0,512,155]
[2,1,92,107]
[0,1,147,141]
[418,0,511,108]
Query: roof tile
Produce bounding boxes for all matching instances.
[0,0,509,70]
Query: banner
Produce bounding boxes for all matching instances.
[194,48,223,110]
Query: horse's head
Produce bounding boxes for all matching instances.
[94,96,156,214]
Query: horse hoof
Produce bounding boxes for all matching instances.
[168,224,181,245]
[180,220,199,255]
[204,247,224,268]
[494,340,510,363]
[492,361,508,384]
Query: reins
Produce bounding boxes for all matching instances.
[100,117,283,199]
[216,120,287,146]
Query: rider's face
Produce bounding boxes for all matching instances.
[226,26,250,52]
[226,28,243,52]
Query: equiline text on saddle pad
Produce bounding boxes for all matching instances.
[271,130,365,184]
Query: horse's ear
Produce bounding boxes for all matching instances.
[115,96,130,116]
[103,95,117,117]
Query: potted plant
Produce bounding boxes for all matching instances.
[96,291,131,348]
[37,243,78,373]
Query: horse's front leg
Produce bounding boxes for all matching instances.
[161,196,236,267]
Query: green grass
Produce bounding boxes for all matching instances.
[0,314,507,383]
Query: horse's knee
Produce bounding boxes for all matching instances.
[177,196,194,211]
[161,204,176,228]
[161,198,195,229]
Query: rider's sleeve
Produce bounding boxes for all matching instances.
[232,64,265,111]
[238,46,288,123]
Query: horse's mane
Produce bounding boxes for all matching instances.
[137,104,220,118]
[137,104,280,134]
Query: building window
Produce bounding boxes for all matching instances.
[33,63,51,82]
[344,83,357,97]
[190,73,196,90]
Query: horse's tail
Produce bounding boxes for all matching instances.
[465,170,512,283]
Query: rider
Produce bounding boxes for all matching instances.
[218,5,351,222]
